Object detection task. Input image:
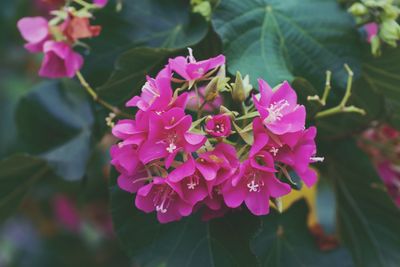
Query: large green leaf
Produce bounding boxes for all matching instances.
[251,200,353,267]
[321,140,400,267]
[212,0,360,88]
[0,154,50,220]
[96,0,208,49]
[16,80,94,181]
[361,47,400,129]
[98,47,178,105]
[110,172,260,267]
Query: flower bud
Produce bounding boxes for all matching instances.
[348,3,368,16]
[204,76,220,102]
[371,35,381,57]
[232,71,246,102]
[380,19,400,47]
[204,75,229,102]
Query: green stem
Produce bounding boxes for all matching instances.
[76,71,131,118]
[307,70,331,106]
[314,64,366,119]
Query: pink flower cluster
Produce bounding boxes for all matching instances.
[17,0,107,78]
[359,124,400,207]
[111,50,320,223]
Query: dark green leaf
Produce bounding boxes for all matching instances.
[0,154,50,220]
[110,172,259,267]
[98,47,178,105]
[212,0,360,88]
[321,140,400,267]
[96,0,208,49]
[361,47,400,129]
[16,80,94,181]
[251,200,353,267]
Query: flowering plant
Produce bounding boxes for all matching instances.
[110,49,322,222]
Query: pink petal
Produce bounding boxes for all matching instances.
[265,177,291,198]
[168,157,196,182]
[17,17,49,44]
[244,190,270,215]
[138,141,167,164]
[196,161,218,181]
[270,81,298,107]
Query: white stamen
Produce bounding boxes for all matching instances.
[264,99,290,125]
[310,156,324,162]
[270,147,279,156]
[166,143,177,153]
[187,181,197,190]
[247,180,260,192]
[156,204,167,213]
[187,47,196,63]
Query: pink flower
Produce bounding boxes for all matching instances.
[135,177,193,223]
[205,114,232,137]
[222,151,291,215]
[117,165,148,194]
[110,144,140,175]
[39,41,83,78]
[274,127,319,187]
[196,143,239,189]
[186,86,223,112]
[138,107,206,167]
[126,67,174,112]
[93,0,108,7]
[253,80,306,135]
[364,22,378,43]
[53,195,81,233]
[17,17,50,53]
[168,156,209,205]
[376,161,400,207]
[112,112,150,146]
[169,48,225,82]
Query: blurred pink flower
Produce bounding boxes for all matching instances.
[39,41,83,78]
[17,17,50,53]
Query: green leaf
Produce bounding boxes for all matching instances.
[110,172,260,266]
[0,154,50,220]
[98,47,178,105]
[361,47,400,128]
[212,0,360,88]
[96,0,208,49]
[251,200,353,267]
[321,140,400,267]
[16,80,94,181]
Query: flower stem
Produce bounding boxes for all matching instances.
[307,70,332,106]
[313,64,366,119]
[75,71,131,118]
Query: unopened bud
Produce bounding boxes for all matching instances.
[204,76,220,102]
[380,19,400,47]
[371,35,381,57]
[348,3,368,16]
[232,72,246,102]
